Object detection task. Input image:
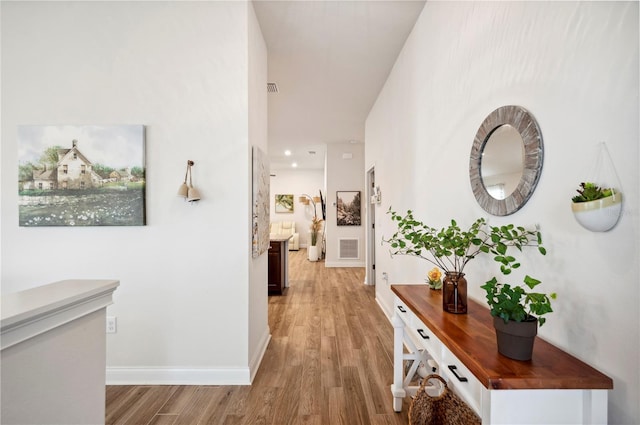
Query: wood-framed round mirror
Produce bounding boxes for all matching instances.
[469,105,543,216]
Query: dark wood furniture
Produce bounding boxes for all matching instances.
[268,236,291,295]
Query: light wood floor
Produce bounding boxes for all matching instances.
[105,249,410,425]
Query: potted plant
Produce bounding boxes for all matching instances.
[308,216,323,262]
[480,275,556,360]
[384,209,545,314]
[571,182,622,232]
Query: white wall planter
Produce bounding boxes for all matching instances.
[571,193,623,232]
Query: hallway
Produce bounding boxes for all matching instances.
[105,249,410,424]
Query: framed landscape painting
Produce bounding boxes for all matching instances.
[337,191,361,226]
[18,125,146,226]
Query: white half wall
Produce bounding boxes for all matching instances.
[1,1,269,384]
[367,2,638,423]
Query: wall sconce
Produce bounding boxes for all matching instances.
[178,160,201,202]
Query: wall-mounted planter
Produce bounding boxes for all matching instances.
[571,193,623,232]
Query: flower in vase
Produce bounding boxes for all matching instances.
[427,267,443,290]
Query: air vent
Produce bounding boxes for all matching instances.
[339,238,359,259]
[267,82,279,93]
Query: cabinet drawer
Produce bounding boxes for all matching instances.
[394,298,413,325]
[411,324,443,366]
[396,297,443,365]
[441,345,483,416]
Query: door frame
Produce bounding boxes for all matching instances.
[366,165,376,286]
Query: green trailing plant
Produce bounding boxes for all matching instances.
[571,182,614,203]
[480,276,556,326]
[384,208,554,325]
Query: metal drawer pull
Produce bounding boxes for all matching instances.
[397,305,406,313]
[417,329,430,339]
[448,365,468,382]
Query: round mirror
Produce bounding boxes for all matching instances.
[469,105,543,215]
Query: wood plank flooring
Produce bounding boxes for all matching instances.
[106,250,410,424]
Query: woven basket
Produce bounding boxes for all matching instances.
[408,374,481,425]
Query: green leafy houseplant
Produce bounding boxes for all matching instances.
[480,276,556,326]
[571,182,614,203]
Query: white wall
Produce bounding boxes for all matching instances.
[367,2,639,423]
[1,1,269,384]
[247,1,270,382]
[326,142,366,267]
[269,168,324,248]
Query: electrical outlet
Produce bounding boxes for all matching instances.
[382,272,389,282]
[106,316,117,334]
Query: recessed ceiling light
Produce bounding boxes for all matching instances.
[284,150,291,156]
[292,162,298,168]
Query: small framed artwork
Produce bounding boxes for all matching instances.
[275,194,294,213]
[337,191,361,226]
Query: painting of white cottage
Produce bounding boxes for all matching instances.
[18,125,145,226]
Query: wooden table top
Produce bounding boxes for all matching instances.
[391,284,613,390]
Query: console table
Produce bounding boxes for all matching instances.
[268,235,292,294]
[391,284,613,424]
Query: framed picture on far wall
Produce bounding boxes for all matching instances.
[275,194,294,213]
[337,191,361,226]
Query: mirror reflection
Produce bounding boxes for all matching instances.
[481,125,524,200]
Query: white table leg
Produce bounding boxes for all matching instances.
[391,312,406,412]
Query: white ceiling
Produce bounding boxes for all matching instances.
[253,0,426,171]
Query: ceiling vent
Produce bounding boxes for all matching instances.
[267,82,279,93]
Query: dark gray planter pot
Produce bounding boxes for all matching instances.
[493,316,538,361]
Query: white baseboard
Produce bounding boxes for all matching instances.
[324,260,366,268]
[106,366,252,385]
[376,296,393,323]
[249,329,271,383]
[106,331,272,386]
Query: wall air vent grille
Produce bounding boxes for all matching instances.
[267,82,279,93]
[339,238,359,259]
